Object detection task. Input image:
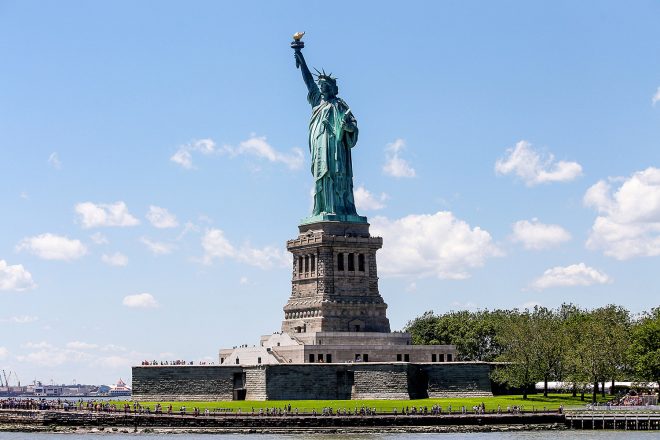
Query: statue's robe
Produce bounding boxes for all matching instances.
[307,87,359,216]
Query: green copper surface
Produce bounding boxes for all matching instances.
[293,40,367,225]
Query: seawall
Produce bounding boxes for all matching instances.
[0,409,565,433]
[132,362,493,401]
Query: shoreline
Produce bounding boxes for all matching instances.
[0,410,566,434]
[0,423,567,434]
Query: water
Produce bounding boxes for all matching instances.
[0,433,656,439]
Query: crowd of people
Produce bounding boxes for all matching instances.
[0,398,63,410]
[140,360,215,366]
[591,391,659,408]
[0,398,99,411]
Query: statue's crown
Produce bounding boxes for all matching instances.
[313,68,337,84]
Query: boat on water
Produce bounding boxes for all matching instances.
[107,378,131,397]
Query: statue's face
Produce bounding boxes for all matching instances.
[318,80,336,98]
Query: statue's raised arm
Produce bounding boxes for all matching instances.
[293,50,321,107]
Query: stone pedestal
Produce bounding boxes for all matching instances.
[282,221,390,335]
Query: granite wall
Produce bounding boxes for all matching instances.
[132,366,241,401]
[131,362,493,401]
[264,364,353,400]
[423,362,493,397]
[352,364,411,399]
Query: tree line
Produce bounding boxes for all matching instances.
[404,304,660,402]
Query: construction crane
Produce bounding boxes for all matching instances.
[2,370,20,387]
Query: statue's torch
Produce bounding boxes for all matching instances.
[291,32,305,68]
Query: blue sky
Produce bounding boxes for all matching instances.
[1,0,659,385]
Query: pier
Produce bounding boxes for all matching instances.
[565,411,660,430]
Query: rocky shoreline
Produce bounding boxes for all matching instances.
[0,409,567,434]
[0,423,567,434]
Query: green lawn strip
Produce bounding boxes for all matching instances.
[113,394,612,413]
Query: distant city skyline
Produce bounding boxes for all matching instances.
[1,0,659,385]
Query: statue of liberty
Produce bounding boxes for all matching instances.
[292,34,366,224]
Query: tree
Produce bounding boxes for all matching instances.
[492,306,564,398]
[405,309,510,361]
[596,305,631,396]
[491,310,539,399]
[405,311,440,345]
[458,310,510,362]
[630,307,660,398]
[531,306,563,397]
[405,303,644,402]
[575,308,620,403]
[558,303,589,399]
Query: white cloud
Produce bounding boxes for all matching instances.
[0,315,39,324]
[48,152,62,169]
[495,140,582,186]
[653,87,660,106]
[354,185,388,211]
[23,341,53,349]
[93,355,134,369]
[584,180,614,212]
[75,201,140,228]
[191,138,216,154]
[170,148,193,169]
[170,136,303,170]
[101,252,128,267]
[146,205,179,229]
[201,229,235,263]
[239,276,249,285]
[16,233,87,261]
[405,282,417,293]
[140,237,175,255]
[584,167,660,259]
[66,341,99,350]
[122,293,159,308]
[15,343,92,367]
[236,244,289,269]
[176,221,200,240]
[232,136,303,170]
[0,347,7,359]
[370,211,502,279]
[171,138,216,168]
[530,263,611,290]
[17,349,68,366]
[14,341,144,372]
[0,260,36,291]
[511,219,571,250]
[89,232,109,245]
[100,344,127,352]
[383,139,416,178]
[201,228,288,269]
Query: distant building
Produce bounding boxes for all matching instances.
[108,378,131,396]
[33,382,98,397]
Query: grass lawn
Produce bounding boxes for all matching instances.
[112,393,612,413]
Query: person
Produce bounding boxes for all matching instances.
[294,50,360,219]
